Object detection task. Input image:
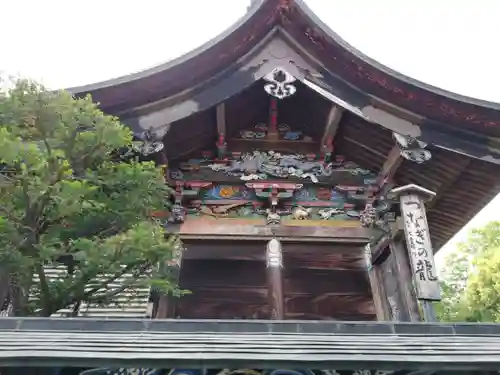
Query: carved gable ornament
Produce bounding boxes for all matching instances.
[264,67,297,99]
[134,127,169,156]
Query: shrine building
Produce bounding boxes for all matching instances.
[2,1,500,374]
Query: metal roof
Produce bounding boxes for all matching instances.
[29,266,152,318]
[1,318,500,371]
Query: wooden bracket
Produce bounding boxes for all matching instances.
[371,215,402,263]
[246,182,302,207]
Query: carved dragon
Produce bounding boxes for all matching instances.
[207,151,337,183]
[278,157,334,176]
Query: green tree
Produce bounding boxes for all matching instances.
[0,78,180,317]
[436,221,500,322]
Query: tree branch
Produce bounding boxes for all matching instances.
[84,263,151,305]
[56,261,142,313]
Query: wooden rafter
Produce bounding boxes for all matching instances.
[320,105,344,154]
[427,157,470,210]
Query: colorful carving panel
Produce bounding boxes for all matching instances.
[169,151,376,186]
[293,186,347,203]
[203,185,256,201]
[164,150,392,227]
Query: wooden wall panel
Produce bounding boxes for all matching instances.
[379,252,409,321]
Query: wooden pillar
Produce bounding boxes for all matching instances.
[390,233,421,322]
[365,245,390,321]
[266,238,284,319]
[155,241,183,319]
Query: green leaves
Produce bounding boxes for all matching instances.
[436,221,500,322]
[0,78,178,316]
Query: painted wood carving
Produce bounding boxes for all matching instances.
[178,185,370,221]
[239,123,309,142]
[163,149,393,231]
[169,151,374,185]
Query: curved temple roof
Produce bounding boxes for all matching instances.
[67,0,500,249]
[68,0,500,139]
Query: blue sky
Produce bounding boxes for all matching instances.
[2,0,499,261]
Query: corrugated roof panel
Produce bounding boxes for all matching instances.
[31,266,151,318]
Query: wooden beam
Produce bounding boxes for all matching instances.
[155,243,183,319]
[320,105,344,156]
[179,219,372,243]
[376,144,403,192]
[266,239,284,319]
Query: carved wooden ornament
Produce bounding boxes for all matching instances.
[264,67,297,99]
[393,132,431,164]
[134,130,165,156]
[266,238,283,268]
